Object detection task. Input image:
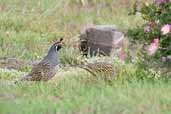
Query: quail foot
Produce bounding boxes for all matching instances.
[20,38,63,81]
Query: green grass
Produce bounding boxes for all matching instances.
[1,70,171,114]
[0,61,171,114]
[0,0,146,60]
[2,0,171,114]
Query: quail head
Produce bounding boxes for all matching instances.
[20,38,63,81]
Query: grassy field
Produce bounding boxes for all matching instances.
[0,0,147,61]
[1,77,171,114]
[2,0,171,114]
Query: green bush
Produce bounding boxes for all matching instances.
[128,0,171,57]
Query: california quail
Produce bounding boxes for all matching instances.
[20,38,63,81]
[77,62,118,81]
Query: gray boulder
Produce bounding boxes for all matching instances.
[79,25,124,57]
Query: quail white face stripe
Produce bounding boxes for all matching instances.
[55,45,58,52]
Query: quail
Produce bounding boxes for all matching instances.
[20,38,63,81]
[77,62,118,81]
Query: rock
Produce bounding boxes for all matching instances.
[79,25,124,57]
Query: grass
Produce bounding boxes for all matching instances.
[1,70,171,114]
[0,0,146,60]
[2,0,171,114]
[1,60,171,114]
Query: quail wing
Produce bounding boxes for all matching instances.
[21,59,57,81]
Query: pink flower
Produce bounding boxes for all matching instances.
[153,38,159,44]
[161,24,171,35]
[148,38,159,55]
[155,0,167,5]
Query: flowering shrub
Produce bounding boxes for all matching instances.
[128,0,171,57]
[148,38,159,55]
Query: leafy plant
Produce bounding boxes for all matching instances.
[128,0,171,57]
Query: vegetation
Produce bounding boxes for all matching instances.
[128,0,171,57]
[1,0,171,114]
[0,0,145,61]
[1,73,171,114]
